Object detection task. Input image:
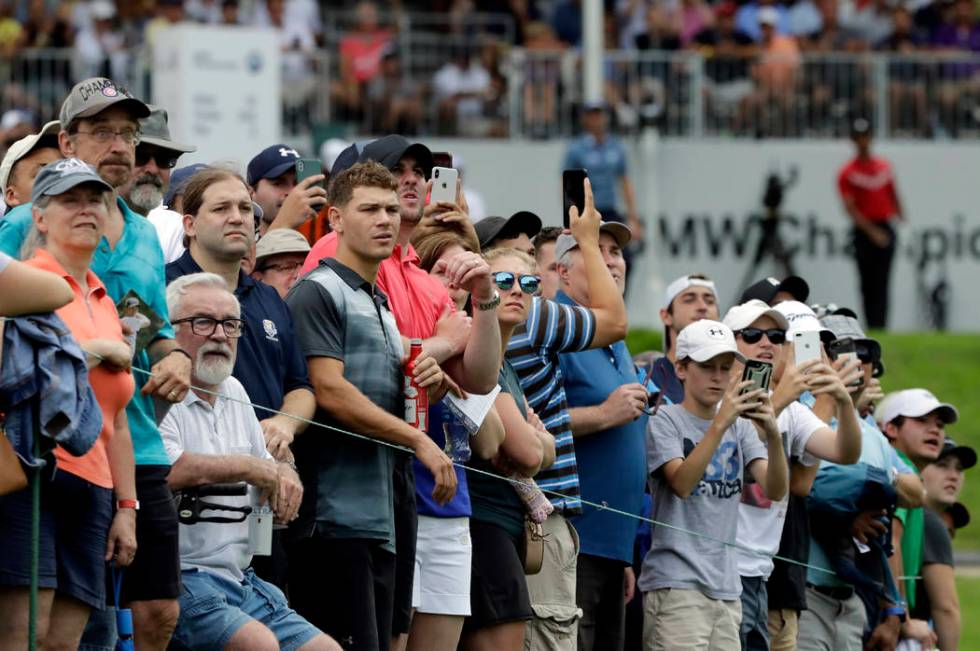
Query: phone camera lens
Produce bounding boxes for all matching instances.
[434,169,440,178]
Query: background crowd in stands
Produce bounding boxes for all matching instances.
[3,0,980,140]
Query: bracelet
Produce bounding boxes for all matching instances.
[474,290,500,311]
[166,348,193,362]
[882,605,907,621]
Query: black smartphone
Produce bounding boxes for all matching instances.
[827,337,863,386]
[740,359,773,394]
[432,151,453,170]
[562,169,588,229]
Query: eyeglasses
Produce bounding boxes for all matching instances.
[135,147,179,169]
[258,260,304,275]
[172,316,245,338]
[492,271,540,294]
[74,127,141,145]
[735,327,787,345]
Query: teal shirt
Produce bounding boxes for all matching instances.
[0,198,175,465]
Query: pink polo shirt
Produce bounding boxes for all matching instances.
[302,231,454,338]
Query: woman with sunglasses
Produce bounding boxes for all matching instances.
[461,247,556,651]
[721,299,864,651]
[0,160,137,649]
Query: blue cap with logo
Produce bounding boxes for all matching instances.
[246,144,301,186]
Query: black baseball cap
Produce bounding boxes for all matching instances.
[246,144,301,186]
[949,502,971,530]
[939,437,977,470]
[358,134,433,179]
[475,211,543,250]
[740,276,810,306]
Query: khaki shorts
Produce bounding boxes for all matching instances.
[767,608,799,651]
[643,588,741,651]
[523,513,582,651]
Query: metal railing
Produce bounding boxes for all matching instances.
[5,45,980,141]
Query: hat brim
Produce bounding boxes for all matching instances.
[600,221,632,248]
[138,136,197,154]
[402,143,433,178]
[507,211,543,239]
[928,404,959,425]
[256,243,311,263]
[41,176,113,199]
[687,346,746,364]
[257,160,297,183]
[947,446,978,469]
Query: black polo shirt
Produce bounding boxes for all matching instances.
[165,250,312,420]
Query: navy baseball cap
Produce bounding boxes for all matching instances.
[246,144,301,186]
[330,142,364,176]
[164,163,208,207]
[358,135,433,179]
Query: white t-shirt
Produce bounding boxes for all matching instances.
[735,400,824,578]
[147,205,186,264]
[160,376,274,583]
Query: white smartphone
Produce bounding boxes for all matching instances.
[430,167,458,204]
[793,331,822,365]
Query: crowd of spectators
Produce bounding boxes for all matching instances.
[5,0,980,137]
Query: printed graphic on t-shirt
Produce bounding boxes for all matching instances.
[741,481,773,509]
[685,437,743,499]
[116,289,164,355]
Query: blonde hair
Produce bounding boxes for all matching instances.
[482,247,536,274]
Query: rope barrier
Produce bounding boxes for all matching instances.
[118,358,920,583]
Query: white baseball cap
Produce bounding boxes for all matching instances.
[876,388,959,426]
[723,299,790,332]
[773,300,832,337]
[676,320,746,364]
[0,120,60,194]
[663,274,717,310]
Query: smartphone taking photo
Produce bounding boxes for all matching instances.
[740,359,774,394]
[562,169,588,229]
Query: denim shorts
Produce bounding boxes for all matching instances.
[170,568,321,651]
[0,469,113,609]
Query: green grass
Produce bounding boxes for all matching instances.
[957,575,980,647]
[627,329,980,549]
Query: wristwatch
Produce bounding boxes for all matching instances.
[117,499,140,511]
[474,290,501,311]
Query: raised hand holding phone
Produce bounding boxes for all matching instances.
[567,176,601,248]
[562,169,588,229]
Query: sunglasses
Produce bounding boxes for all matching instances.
[735,327,787,345]
[135,148,179,170]
[493,271,540,294]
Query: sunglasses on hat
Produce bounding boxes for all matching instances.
[735,327,787,345]
[493,271,540,294]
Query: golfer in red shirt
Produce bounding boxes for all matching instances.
[837,118,905,329]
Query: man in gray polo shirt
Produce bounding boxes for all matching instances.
[285,161,455,651]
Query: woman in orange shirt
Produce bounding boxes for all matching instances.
[0,160,137,649]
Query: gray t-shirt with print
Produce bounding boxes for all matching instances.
[638,403,769,600]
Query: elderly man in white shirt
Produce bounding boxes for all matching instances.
[160,272,339,651]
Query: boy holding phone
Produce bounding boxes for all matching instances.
[723,300,863,651]
[639,320,787,651]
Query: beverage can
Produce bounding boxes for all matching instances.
[405,339,428,433]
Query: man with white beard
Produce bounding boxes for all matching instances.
[121,106,196,260]
[160,272,341,651]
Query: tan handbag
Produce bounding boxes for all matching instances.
[0,319,27,496]
[523,517,546,575]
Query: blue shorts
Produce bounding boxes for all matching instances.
[0,469,113,609]
[171,568,321,651]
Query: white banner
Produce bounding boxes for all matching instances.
[151,25,281,170]
[431,137,980,332]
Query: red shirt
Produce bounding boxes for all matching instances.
[339,31,391,83]
[837,156,899,223]
[302,231,454,338]
[26,249,134,489]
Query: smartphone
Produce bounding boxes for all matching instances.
[562,169,588,229]
[295,158,322,184]
[432,151,453,169]
[740,359,773,394]
[431,166,458,205]
[793,331,822,365]
[827,337,863,386]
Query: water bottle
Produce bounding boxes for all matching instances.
[115,606,135,651]
[404,339,428,433]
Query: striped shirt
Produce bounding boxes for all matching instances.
[505,296,595,514]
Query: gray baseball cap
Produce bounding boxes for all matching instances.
[139,106,195,153]
[31,158,113,204]
[554,221,632,262]
[59,77,150,128]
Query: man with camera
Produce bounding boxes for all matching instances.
[160,272,339,651]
